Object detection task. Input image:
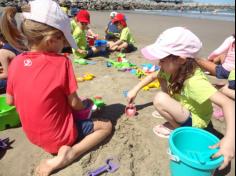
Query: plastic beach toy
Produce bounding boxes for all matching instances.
[168,127,224,176]
[0,96,20,131]
[73,99,94,120]
[88,158,119,176]
[94,40,107,52]
[91,96,105,111]
[87,35,98,46]
[77,73,95,82]
[94,40,107,48]
[143,80,160,91]
[0,138,12,150]
[142,63,160,73]
[125,103,137,117]
[74,58,88,65]
[74,58,96,65]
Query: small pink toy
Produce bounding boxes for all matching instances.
[125,103,137,117]
[73,99,94,120]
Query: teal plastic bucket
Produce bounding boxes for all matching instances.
[168,127,224,176]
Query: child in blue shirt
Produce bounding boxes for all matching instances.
[105,12,120,41]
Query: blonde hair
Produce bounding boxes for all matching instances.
[0,5,63,51]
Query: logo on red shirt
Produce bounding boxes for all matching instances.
[24,59,32,67]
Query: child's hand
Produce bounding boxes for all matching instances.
[208,53,216,61]
[127,89,138,104]
[210,136,235,170]
[77,49,88,55]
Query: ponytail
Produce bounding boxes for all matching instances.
[168,56,198,95]
[1,4,63,51]
[0,6,25,50]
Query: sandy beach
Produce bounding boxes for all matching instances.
[0,11,235,176]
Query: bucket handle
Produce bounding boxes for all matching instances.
[167,149,180,163]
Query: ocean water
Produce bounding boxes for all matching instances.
[134,9,235,22]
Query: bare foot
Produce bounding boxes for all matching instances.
[34,159,53,176]
[34,146,72,176]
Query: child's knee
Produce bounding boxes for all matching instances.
[107,121,113,132]
[101,120,112,134]
[121,42,128,48]
[153,91,169,109]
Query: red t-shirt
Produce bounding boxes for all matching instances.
[7,52,78,154]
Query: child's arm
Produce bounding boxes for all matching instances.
[0,49,14,79]
[220,84,235,100]
[105,26,109,34]
[6,94,14,106]
[127,72,158,103]
[209,91,235,170]
[109,39,123,49]
[208,36,233,61]
[68,92,85,111]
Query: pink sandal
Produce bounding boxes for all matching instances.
[153,124,173,138]
[213,106,224,121]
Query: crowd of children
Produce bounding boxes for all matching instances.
[0,0,235,175]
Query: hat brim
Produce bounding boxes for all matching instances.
[112,19,118,24]
[78,20,90,24]
[141,44,170,61]
[64,30,77,49]
[23,12,77,49]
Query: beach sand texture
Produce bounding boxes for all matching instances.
[0,11,235,176]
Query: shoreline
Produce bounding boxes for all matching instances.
[94,9,235,22]
[0,0,235,11]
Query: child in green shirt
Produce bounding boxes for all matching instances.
[108,13,136,53]
[127,27,235,170]
[72,10,103,59]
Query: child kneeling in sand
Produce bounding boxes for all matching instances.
[1,0,112,175]
[108,13,136,53]
[127,27,235,170]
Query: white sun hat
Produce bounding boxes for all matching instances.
[110,11,118,19]
[23,0,77,49]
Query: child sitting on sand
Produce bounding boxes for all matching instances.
[105,11,120,41]
[0,32,20,93]
[127,27,235,170]
[196,35,235,86]
[108,13,136,53]
[72,10,104,59]
[1,1,112,175]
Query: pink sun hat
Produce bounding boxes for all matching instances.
[141,27,202,60]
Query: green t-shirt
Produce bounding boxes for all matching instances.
[120,27,135,45]
[161,68,217,128]
[70,19,77,34]
[61,6,69,14]
[72,25,88,59]
[228,70,235,81]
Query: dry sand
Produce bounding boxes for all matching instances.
[0,11,235,176]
